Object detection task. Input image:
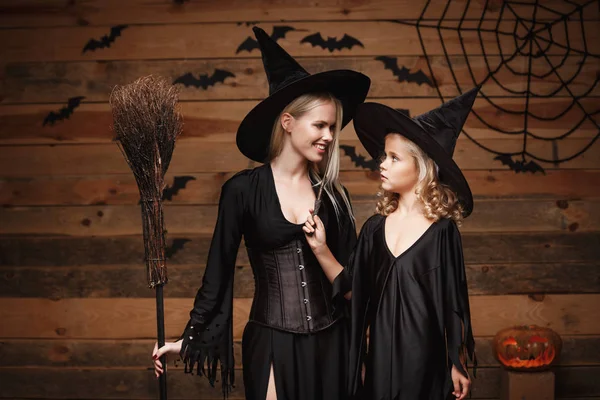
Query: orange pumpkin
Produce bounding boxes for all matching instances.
[493,325,562,371]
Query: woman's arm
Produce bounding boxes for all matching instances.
[152,174,246,396]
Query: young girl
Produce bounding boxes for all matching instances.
[152,27,370,400]
[303,88,479,400]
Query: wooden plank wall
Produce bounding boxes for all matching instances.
[1,0,599,398]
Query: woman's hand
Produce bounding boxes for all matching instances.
[303,210,327,254]
[152,339,183,378]
[451,364,471,399]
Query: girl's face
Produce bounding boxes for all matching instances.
[282,100,336,163]
[379,133,420,194]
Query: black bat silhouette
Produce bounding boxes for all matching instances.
[236,25,297,53]
[162,176,196,201]
[340,145,379,171]
[300,33,364,53]
[375,56,433,87]
[82,25,127,53]
[165,238,192,259]
[494,155,546,174]
[173,69,235,89]
[136,176,196,205]
[43,96,85,126]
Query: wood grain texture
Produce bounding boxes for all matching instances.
[0,1,598,398]
[1,0,596,27]
[0,139,598,179]
[2,20,598,62]
[2,56,598,104]
[3,170,600,208]
[1,232,597,267]
[2,97,597,145]
[2,336,599,368]
[1,199,598,236]
[1,262,598,299]
[0,365,598,399]
[0,294,598,339]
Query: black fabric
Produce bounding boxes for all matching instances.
[252,27,309,95]
[236,26,370,163]
[180,163,356,398]
[413,88,478,156]
[348,215,476,400]
[353,88,479,217]
[247,238,341,333]
[242,319,350,400]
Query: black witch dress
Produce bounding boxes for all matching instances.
[347,214,476,400]
[179,163,356,399]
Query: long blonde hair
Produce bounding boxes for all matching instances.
[269,92,354,224]
[376,134,463,225]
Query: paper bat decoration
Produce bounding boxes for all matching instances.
[137,176,196,205]
[375,56,434,87]
[162,176,196,201]
[173,69,235,89]
[340,145,379,171]
[301,33,364,53]
[82,25,128,53]
[43,96,85,126]
[236,25,297,53]
[165,238,192,259]
[494,155,546,174]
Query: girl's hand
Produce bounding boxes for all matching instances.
[303,210,327,254]
[361,363,366,384]
[451,364,471,399]
[152,339,183,378]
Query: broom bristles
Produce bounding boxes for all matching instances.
[109,75,183,287]
[110,75,182,181]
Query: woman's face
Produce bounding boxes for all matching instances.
[282,100,336,163]
[379,133,420,194]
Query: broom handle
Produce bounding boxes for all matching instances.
[156,284,168,400]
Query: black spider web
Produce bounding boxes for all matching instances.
[394,0,599,172]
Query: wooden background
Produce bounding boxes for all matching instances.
[1,0,599,398]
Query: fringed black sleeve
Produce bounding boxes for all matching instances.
[179,172,247,398]
[328,185,357,313]
[443,220,477,379]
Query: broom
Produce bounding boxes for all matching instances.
[109,75,183,400]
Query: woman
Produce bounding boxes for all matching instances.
[303,89,479,399]
[152,26,370,400]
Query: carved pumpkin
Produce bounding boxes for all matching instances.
[493,325,562,371]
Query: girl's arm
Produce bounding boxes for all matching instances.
[304,212,352,299]
[444,220,476,399]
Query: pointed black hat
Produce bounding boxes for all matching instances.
[353,87,479,217]
[236,26,371,163]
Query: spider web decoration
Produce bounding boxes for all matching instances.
[394,0,599,173]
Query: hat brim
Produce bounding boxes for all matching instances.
[354,102,474,217]
[236,70,370,163]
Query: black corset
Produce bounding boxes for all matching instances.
[246,238,339,333]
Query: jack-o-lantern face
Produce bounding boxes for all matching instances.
[493,325,562,371]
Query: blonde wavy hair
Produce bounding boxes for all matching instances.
[269,92,354,224]
[375,134,463,225]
